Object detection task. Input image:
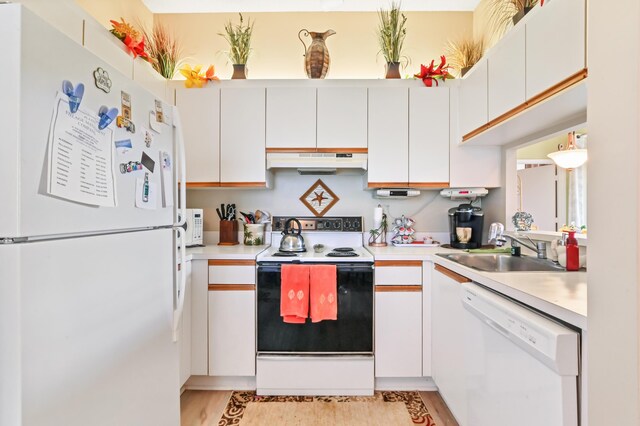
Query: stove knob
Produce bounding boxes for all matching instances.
[324,220,332,230]
[353,220,361,230]
[344,220,351,230]
[333,221,340,229]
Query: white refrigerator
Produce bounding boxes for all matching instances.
[0,5,187,426]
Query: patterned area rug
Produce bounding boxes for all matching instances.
[219,391,435,425]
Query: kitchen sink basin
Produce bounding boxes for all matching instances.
[438,253,566,273]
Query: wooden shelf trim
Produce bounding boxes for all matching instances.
[375,285,422,293]
[375,260,423,268]
[367,182,450,189]
[462,68,588,142]
[266,148,368,154]
[434,264,471,284]
[208,259,256,266]
[208,284,256,291]
[186,182,220,188]
[219,182,267,188]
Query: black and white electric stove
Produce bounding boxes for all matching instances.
[257,216,374,263]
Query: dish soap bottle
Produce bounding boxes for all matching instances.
[565,230,579,271]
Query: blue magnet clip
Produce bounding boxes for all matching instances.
[98,105,119,130]
[62,80,84,113]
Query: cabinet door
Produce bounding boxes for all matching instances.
[375,288,422,377]
[449,85,502,188]
[175,88,220,185]
[431,264,470,425]
[368,87,409,186]
[179,261,192,387]
[459,59,488,137]
[526,0,586,99]
[266,87,316,149]
[488,24,526,121]
[317,87,367,149]
[220,88,266,185]
[82,19,133,79]
[190,260,208,375]
[409,88,450,185]
[208,288,256,376]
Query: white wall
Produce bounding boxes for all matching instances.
[587,0,640,424]
[187,170,501,237]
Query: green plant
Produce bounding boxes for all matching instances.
[219,13,254,65]
[377,2,408,66]
[489,0,538,36]
[142,22,183,79]
[444,36,485,76]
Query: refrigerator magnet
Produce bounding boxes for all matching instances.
[97,106,118,130]
[114,139,133,155]
[119,161,143,174]
[154,100,164,123]
[61,80,84,113]
[149,111,162,133]
[143,127,153,148]
[93,67,112,93]
[140,151,155,173]
[135,174,157,209]
[117,91,135,133]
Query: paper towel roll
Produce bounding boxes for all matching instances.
[373,206,383,230]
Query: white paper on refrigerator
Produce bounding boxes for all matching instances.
[47,93,116,207]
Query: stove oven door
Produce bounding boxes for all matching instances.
[257,262,374,354]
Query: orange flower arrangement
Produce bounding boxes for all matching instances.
[110,18,150,61]
[179,64,219,88]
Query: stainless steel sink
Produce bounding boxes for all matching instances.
[438,253,566,272]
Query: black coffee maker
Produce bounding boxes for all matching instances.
[448,204,484,249]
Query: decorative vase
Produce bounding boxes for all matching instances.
[231,64,247,79]
[298,29,336,79]
[512,6,533,25]
[385,62,401,79]
[460,66,472,77]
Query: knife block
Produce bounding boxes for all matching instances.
[218,220,239,246]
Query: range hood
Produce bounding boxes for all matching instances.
[266,152,367,175]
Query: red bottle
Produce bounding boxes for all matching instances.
[565,231,580,271]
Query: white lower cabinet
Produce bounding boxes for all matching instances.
[208,287,256,376]
[190,260,209,376]
[375,288,422,377]
[178,259,192,387]
[431,263,470,424]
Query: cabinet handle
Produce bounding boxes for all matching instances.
[208,284,255,291]
[374,260,422,267]
[375,285,421,292]
[208,259,256,266]
[434,264,471,284]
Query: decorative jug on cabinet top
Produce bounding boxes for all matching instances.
[298,29,336,79]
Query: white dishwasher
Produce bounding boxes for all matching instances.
[461,282,579,426]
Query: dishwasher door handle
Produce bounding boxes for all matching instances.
[484,317,511,340]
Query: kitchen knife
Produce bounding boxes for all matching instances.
[216,208,223,220]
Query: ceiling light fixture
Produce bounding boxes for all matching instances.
[547,131,587,169]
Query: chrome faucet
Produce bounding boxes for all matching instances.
[488,222,547,259]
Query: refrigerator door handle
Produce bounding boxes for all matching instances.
[173,226,187,342]
[172,105,187,228]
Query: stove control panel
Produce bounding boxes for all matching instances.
[272,216,363,232]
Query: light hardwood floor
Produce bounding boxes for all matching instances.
[180,390,458,426]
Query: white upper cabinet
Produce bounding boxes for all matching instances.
[409,87,450,185]
[220,88,266,185]
[459,59,488,137]
[266,87,316,149]
[488,24,526,121]
[175,88,220,185]
[133,60,168,102]
[368,87,408,185]
[526,0,586,99]
[317,87,367,150]
[82,19,133,79]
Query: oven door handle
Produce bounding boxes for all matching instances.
[258,263,374,273]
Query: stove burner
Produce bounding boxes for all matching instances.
[272,252,299,257]
[326,251,359,258]
[333,247,355,252]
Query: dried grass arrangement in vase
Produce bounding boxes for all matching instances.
[377,2,408,79]
[142,23,183,79]
[219,13,254,79]
[489,0,538,37]
[445,37,485,77]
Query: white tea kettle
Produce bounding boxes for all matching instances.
[278,218,306,252]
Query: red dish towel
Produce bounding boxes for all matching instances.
[280,265,310,323]
[310,265,338,323]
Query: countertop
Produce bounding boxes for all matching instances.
[367,245,587,330]
[186,244,269,261]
